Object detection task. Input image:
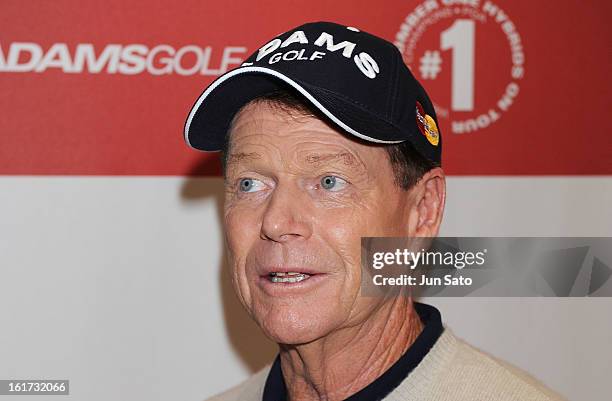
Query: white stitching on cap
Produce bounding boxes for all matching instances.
[184,66,404,149]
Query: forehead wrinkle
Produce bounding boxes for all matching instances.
[226,124,285,169]
[228,102,375,176]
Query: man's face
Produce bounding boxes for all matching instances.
[223,101,423,344]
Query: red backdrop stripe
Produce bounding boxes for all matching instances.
[0,0,610,175]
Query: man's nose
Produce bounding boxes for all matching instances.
[260,182,312,243]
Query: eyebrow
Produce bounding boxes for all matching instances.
[304,152,358,166]
[226,151,262,165]
[225,150,365,173]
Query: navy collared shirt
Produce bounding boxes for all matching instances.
[262,302,444,401]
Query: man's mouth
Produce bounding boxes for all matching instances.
[268,272,312,283]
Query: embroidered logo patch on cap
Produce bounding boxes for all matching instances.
[415,101,439,146]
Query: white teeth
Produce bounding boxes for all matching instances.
[271,272,301,277]
[269,272,310,283]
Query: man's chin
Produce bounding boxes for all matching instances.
[255,310,333,346]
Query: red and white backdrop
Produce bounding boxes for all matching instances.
[1,1,610,400]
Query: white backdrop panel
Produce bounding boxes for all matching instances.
[0,176,610,401]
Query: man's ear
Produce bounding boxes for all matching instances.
[411,167,446,237]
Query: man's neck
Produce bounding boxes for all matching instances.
[278,297,424,401]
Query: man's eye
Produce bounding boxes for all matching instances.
[238,178,265,193]
[320,175,348,191]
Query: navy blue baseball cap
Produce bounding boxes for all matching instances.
[184,21,441,163]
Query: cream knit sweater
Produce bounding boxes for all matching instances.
[207,328,566,401]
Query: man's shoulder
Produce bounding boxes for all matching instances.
[204,365,270,401]
[435,330,566,401]
[389,328,566,401]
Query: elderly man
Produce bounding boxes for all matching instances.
[184,22,563,401]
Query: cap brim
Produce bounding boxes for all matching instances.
[184,66,409,151]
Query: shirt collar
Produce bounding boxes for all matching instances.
[262,302,444,401]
